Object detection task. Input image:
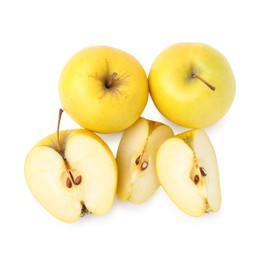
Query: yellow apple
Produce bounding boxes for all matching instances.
[148,42,236,128]
[59,46,149,133]
[24,110,117,223]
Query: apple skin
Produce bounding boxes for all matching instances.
[24,129,118,223]
[59,46,149,134]
[148,42,236,128]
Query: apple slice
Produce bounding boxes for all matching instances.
[24,110,117,223]
[116,117,174,204]
[156,129,221,217]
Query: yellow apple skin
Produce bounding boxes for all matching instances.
[24,129,117,223]
[148,42,236,128]
[59,46,149,133]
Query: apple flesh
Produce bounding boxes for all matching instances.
[116,117,174,204]
[24,129,117,223]
[156,129,221,217]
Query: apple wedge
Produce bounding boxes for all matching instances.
[24,110,117,223]
[116,117,174,204]
[156,129,221,217]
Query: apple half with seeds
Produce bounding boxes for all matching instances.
[116,117,174,204]
[156,129,221,217]
[24,110,117,223]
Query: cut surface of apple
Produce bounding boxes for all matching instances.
[24,129,117,223]
[156,129,221,217]
[116,117,174,204]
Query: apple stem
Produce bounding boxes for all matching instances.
[57,109,82,188]
[192,73,216,91]
[57,109,65,158]
[106,72,117,88]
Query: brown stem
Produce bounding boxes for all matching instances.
[57,109,82,187]
[106,72,117,88]
[57,109,64,158]
[57,109,72,186]
[192,73,216,91]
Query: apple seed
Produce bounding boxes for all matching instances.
[194,175,200,184]
[141,161,148,171]
[74,175,82,185]
[135,155,141,165]
[66,177,72,188]
[200,167,207,176]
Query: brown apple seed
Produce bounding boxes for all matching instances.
[74,175,82,185]
[194,175,200,184]
[141,161,148,171]
[66,177,72,188]
[135,155,141,165]
[200,167,207,176]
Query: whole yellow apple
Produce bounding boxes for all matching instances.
[59,46,149,133]
[148,42,236,128]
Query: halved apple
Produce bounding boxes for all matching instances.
[156,129,221,217]
[24,110,117,223]
[116,117,174,204]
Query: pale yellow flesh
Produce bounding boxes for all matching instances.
[24,130,117,223]
[116,117,174,204]
[156,129,221,217]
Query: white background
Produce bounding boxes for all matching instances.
[1,0,259,259]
